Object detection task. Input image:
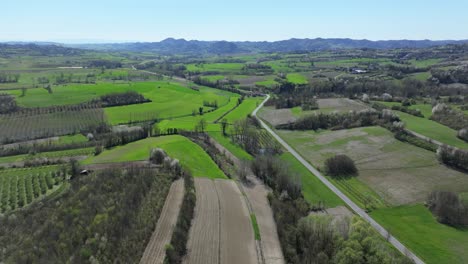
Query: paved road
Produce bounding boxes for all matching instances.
[253,95,425,264]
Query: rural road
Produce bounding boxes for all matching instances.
[253,95,425,264]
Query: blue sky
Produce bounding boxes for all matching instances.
[2,0,467,42]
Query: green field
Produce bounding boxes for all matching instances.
[186,63,244,73]
[0,147,94,165]
[396,111,468,149]
[84,136,227,179]
[280,153,344,207]
[208,132,253,161]
[286,73,308,85]
[371,205,468,264]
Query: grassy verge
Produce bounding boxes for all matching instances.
[280,152,344,208]
[208,132,253,160]
[250,214,261,240]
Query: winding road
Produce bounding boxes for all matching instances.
[252,95,425,264]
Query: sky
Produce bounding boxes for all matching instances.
[2,0,468,43]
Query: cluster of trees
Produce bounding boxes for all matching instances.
[191,76,243,95]
[0,94,18,114]
[99,91,150,107]
[230,118,282,155]
[99,126,150,149]
[306,78,429,98]
[251,155,302,199]
[87,59,122,69]
[390,104,424,117]
[0,73,20,83]
[202,100,218,108]
[324,154,358,177]
[427,191,468,226]
[431,103,468,130]
[165,171,196,263]
[437,145,468,172]
[241,63,274,74]
[266,94,318,110]
[295,215,413,264]
[278,109,389,131]
[431,66,468,84]
[0,166,174,263]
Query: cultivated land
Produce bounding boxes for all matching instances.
[83,136,226,179]
[185,178,258,264]
[277,126,468,205]
[140,178,185,264]
[208,136,285,264]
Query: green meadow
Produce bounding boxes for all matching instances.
[83,135,227,179]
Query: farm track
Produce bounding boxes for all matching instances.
[140,178,185,264]
[185,178,258,264]
[209,137,285,264]
[253,95,425,264]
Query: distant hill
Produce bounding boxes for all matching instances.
[65,38,468,54]
[0,43,83,57]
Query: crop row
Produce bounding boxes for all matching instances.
[0,107,106,143]
[0,171,66,212]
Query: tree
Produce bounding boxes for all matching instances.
[195,119,207,132]
[324,154,358,177]
[220,118,228,136]
[198,107,203,115]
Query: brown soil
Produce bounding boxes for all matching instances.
[140,179,185,264]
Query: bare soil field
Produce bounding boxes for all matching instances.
[209,137,285,264]
[316,98,368,113]
[278,126,468,205]
[140,178,185,264]
[185,178,258,264]
[185,178,220,264]
[258,107,296,126]
[215,179,258,264]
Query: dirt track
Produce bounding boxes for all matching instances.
[185,178,257,264]
[140,178,185,264]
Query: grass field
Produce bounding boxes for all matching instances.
[371,205,468,264]
[208,132,253,161]
[396,111,468,149]
[280,153,344,207]
[0,147,94,165]
[277,126,468,205]
[83,136,227,179]
[286,73,308,85]
[186,63,244,73]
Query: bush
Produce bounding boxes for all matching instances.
[324,154,358,177]
[150,148,166,165]
[437,145,468,172]
[458,128,468,142]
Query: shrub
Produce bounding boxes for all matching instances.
[324,154,358,177]
[150,148,166,165]
[458,128,468,142]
